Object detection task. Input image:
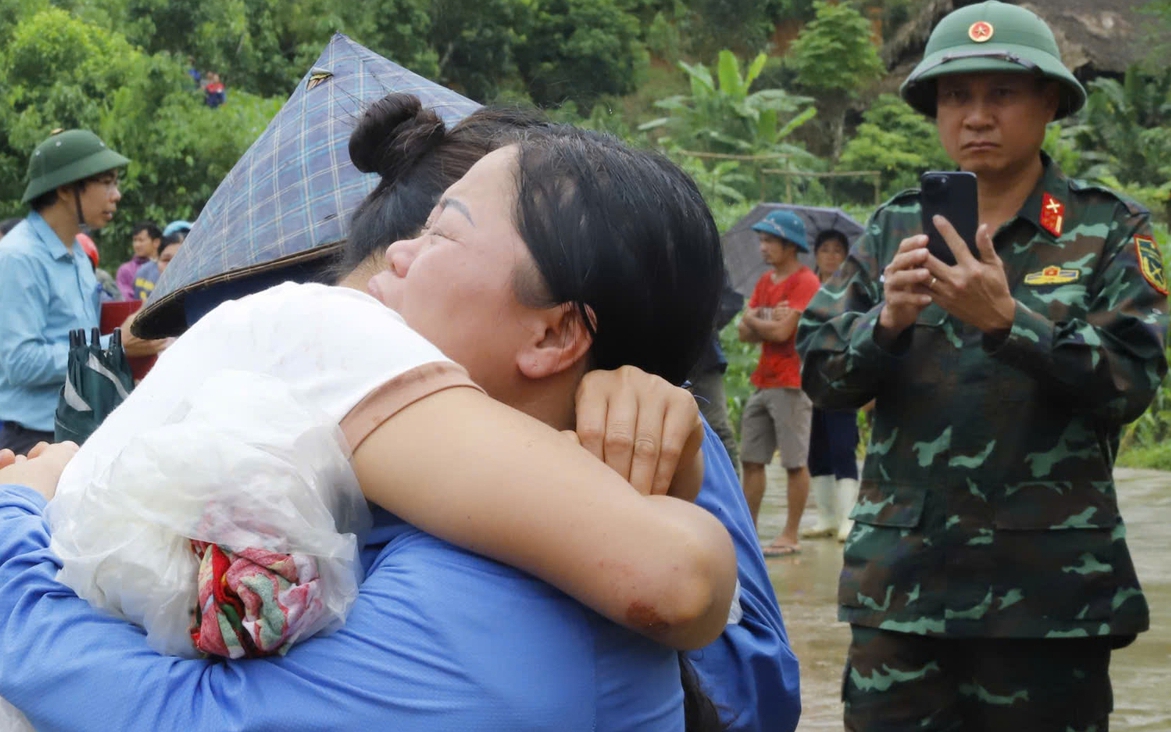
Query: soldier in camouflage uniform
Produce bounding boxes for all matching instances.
[795,2,1169,730]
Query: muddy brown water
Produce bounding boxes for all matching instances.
[757,464,1171,731]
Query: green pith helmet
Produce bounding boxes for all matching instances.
[900,0,1086,119]
[21,129,130,204]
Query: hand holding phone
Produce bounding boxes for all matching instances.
[920,171,979,266]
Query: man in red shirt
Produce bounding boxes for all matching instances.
[738,211,822,556]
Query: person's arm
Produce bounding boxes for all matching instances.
[0,485,596,732]
[118,310,168,357]
[351,385,737,651]
[753,270,822,345]
[572,365,705,501]
[0,252,69,388]
[737,310,764,343]
[982,215,1168,423]
[749,307,800,343]
[738,282,765,344]
[173,285,734,653]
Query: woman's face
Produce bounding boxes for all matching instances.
[367,146,539,395]
[815,238,847,281]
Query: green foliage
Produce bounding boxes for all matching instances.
[1063,70,1171,188]
[875,0,919,42]
[430,0,529,102]
[838,94,951,198]
[786,0,884,160]
[681,0,784,59]
[718,314,756,439]
[516,0,648,108]
[643,50,817,157]
[639,49,822,213]
[1046,68,1171,220]
[787,0,883,96]
[646,12,683,62]
[0,7,281,265]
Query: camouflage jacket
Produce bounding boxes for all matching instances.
[796,159,1169,639]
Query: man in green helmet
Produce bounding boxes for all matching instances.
[797,2,1168,729]
[0,130,129,455]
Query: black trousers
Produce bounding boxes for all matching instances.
[0,422,55,456]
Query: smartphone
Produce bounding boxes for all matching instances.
[920,171,979,266]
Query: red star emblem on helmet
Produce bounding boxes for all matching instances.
[969,21,994,43]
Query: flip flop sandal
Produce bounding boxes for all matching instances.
[761,544,802,557]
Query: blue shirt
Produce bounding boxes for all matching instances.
[133,260,160,301]
[0,493,687,730]
[689,420,801,731]
[0,421,800,731]
[186,274,801,728]
[0,213,102,431]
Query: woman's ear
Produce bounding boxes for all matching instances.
[517,303,594,380]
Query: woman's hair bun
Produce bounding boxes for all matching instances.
[349,93,447,182]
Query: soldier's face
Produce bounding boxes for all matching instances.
[935,73,1059,178]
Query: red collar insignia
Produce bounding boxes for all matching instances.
[1039,193,1064,238]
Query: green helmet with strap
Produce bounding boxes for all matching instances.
[21,129,130,205]
[900,0,1086,119]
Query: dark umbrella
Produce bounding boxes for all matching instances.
[55,328,134,445]
[134,34,480,339]
[722,203,866,299]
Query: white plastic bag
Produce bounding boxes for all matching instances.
[0,697,33,732]
[45,369,371,658]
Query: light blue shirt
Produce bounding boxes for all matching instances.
[0,213,102,431]
[0,426,798,728]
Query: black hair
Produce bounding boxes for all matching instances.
[0,218,22,235]
[679,655,726,732]
[340,93,548,274]
[159,230,185,254]
[28,190,58,212]
[131,221,162,241]
[511,126,723,386]
[510,138,727,729]
[28,170,120,214]
[813,229,848,253]
[341,109,726,731]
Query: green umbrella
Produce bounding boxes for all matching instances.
[55,328,134,445]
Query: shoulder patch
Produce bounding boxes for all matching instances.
[1134,235,1168,295]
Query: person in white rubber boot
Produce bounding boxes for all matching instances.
[802,230,862,542]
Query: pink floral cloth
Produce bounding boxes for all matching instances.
[189,541,326,659]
